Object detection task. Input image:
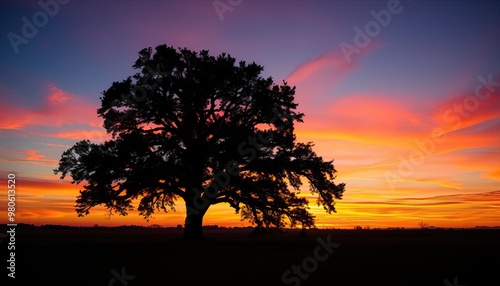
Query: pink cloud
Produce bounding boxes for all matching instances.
[46,85,73,104]
[36,142,72,148]
[0,84,103,130]
[329,95,423,130]
[431,83,500,136]
[286,51,345,85]
[295,92,428,148]
[287,41,383,85]
[0,148,58,167]
[418,81,500,162]
[43,129,109,143]
[285,42,383,104]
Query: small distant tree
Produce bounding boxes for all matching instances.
[418,221,429,229]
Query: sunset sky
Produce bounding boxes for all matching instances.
[1,0,499,229]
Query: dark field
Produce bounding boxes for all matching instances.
[2,227,499,286]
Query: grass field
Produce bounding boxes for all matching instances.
[2,226,499,286]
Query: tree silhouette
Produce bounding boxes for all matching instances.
[418,221,429,229]
[54,44,346,240]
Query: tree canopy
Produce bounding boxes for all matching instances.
[54,44,346,239]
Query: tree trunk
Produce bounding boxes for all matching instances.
[183,199,208,240]
[182,140,209,240]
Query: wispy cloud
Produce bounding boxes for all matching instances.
[314,191,500,228]
[285,43,382,104]
[40,129,109,142]
[0,148,58,167]
[0,84,103,130]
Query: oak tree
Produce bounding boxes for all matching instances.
[54,45,346,240]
